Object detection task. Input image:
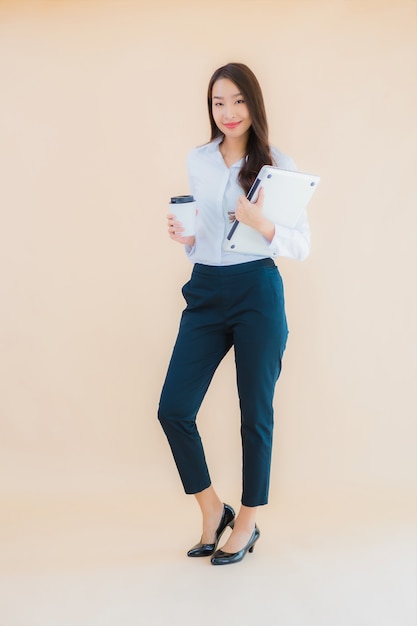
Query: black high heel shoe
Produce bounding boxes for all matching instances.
[187,503,235,557]
[210,524,260,565]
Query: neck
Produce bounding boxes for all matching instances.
[219,135,248,165]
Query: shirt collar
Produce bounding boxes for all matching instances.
[208,136,245,168]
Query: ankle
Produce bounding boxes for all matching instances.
[206,499,224,516]
[231,519,255,535]
[203,503,224,529]
[194,488,223,518]
[233,505,257,533]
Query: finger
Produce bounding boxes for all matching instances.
[167,217,183,228]
[169,223,184,235]
[255,187,265,207]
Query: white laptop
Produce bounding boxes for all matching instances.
[224,165,320,256]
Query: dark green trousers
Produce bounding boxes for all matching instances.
[158,258,288,506]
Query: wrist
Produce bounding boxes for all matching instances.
[256,217,275,243]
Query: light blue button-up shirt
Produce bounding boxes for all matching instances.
[185,137,311,265]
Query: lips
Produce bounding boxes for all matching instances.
[224,122,241,129]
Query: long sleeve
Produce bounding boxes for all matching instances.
[267,209,311,261]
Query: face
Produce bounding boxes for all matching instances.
[211,78,252,140]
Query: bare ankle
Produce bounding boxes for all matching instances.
[233,504,257,532]
[194,486,223,517]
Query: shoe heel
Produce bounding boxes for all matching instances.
[248,544,255,553]
[228,520,235,530]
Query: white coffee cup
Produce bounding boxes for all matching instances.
[169,195,197,237]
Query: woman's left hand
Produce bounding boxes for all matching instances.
[234,188,275,242]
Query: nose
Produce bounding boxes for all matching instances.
[223,103,236,120]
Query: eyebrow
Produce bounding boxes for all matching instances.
[212,93,243,100]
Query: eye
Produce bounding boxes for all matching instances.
[236,99,245,104]
[214,102,223,107]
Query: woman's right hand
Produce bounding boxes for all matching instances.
[167,213,195,246]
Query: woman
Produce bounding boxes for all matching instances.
[158,62,310,565]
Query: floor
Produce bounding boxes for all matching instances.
[0,490,415,626]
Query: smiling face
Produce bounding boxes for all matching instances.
[211,78,252,141]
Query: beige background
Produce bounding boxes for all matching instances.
[0,1,416,625]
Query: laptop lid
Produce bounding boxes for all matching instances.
[224,165,320,256]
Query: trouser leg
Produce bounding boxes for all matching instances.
[231,265,288,506]
[158,275,232,494]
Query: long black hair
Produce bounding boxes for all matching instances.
[207,62,273,195]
